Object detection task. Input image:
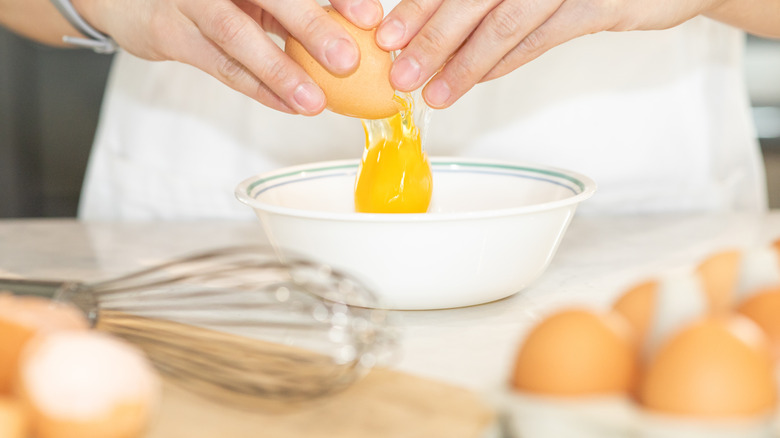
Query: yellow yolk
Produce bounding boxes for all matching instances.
[354,95,432,213]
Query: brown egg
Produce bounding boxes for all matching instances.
[737,286,780,361]
[18,331,159,438]
[285,6,400,119]
[511,308,639,396]
[638,315,777,418]
[0,294,88,394]
[0,396,29,438]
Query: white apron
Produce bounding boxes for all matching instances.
[79,15,767,220]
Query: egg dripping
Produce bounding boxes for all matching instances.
[354,94,432,213]
[285,6,433,214]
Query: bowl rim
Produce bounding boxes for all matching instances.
[235,157,597,222]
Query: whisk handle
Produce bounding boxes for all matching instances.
[0,278,71,298]
[0,278,98,326]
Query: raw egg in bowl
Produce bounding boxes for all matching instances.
[236,157,596,310]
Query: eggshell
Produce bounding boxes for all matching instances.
[27,401,152,438]
[0,396,29,438]
[285,6,400,119]
[612,250,740,358]
[18,331,160,438]
[0,293,88,394]
[612,280,658,342]
[695,249,741,314]
[511,308,639,396]
[772,237,780,255]
[737,286,780,360]
[638,315,777,418]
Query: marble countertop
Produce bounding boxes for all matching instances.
[2,212,779,395]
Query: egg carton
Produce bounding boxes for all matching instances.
[499,391,780,438]
[502,241,780,437]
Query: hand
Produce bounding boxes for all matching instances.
[72,0,384,115]
[375,0,730,109]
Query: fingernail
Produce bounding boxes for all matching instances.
[350,0,382,28]
[425,79,451,107]
[391,56,420,90]
[293,82,325,113]
[324,38,359,73]
[377,18,405,48]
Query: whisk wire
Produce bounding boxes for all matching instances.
[98,311,367,401]
[92,259,287,297]
[57,245,394,407]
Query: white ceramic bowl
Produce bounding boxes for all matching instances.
[236,157,596,310]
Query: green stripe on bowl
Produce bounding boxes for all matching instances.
[439,161,586,191]
[247,163,356,194]
[246,160,586,195]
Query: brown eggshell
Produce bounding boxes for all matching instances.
[0,293,88,394]
[612,280,658,342]
[511,308,639,396]
[771,238,780,258]
[26,398,151,438]
[285,6,400,119]
[18,331,159,438]
[639,315,777,417]
[694,249,742,314]
[0,396,29,438]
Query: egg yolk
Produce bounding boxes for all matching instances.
[354,95,432,213]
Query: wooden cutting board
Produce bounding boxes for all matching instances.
[145,368,495,438]
[94,312,493,438]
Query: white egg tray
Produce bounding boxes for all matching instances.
[497,242,780,438]
[499,391,780,438]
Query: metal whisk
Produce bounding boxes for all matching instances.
[0,246,393,406]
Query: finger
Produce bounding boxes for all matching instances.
[385,0,499,92]
[375,0,442,51]
[421,0,567,108]
[180,0,326,114]
[233,0,289,40]
[260,0,360,75]
[329,0,384,29]
[178,31,297,114]
[481,0,602,82]
[234,0,264,22]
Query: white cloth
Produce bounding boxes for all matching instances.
[79,15,767,220]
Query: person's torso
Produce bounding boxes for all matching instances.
[79,16,765,220]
